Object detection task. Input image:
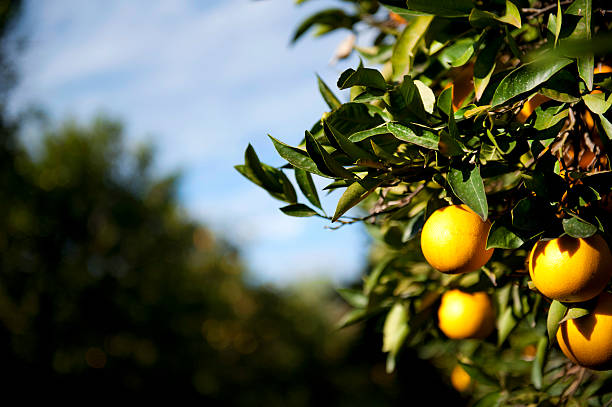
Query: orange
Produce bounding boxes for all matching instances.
[438,289,495,339]
[444,65,474,112]
[529,235,612,302]
[389,12,407,25]
[557,291,612,370]
[450,364,471,392]
[421,204,494,274]
[516,93,550,123]
[594,63,612,74]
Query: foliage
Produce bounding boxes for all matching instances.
[238,0,612,404]
[0,115,443,404]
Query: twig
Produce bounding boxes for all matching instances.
[522,0,573,19]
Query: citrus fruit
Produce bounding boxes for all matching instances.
[557,291,612,370]
[438,289,495,339]
[443,65,474,112]
[516,93,550,123]
[529,235,612,302]
[421,204,494,274]
[450,364,471,392]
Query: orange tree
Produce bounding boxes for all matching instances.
[237,0,612,405]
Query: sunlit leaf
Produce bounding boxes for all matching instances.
[447,163,488,220]
[490,57,572,107]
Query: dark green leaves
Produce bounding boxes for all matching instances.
[473,34,502,101]
[236,144,297,203]
[317,74,341,109]
[337,64,387,91]
[562,216,597,238]
[280,203,319,217]
[403,0,474,17]
[323,120,378,161]
[294,168,322,210]
[566,0,593,90]
[447,163,488,220]
[269,135,330,178]
[332,178,381,222]
[490,57,572,107]
[469,0,521,29]
[305,131,356,179]
[292,9,358,43]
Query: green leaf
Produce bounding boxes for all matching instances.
[327,102,386,136]
[349,123,391,142]
[317,74,341,110]
[469,0,521,29]
[337,288,368,308]
[562,216,598,238]
[382,303,409,368]
[438,37,478,68]
[388,76,427,121]
[364,256,395,295]
[337,64,387,91]
[387,122,439,150]
[547,300,568,344]
[487,217,525,249]
[279,203,318,217]
[332,178,381,222]
[531,336,548,390]
[436,86,453,116]
[305,131,356,179]
[245,144,283,193]
[294,168,322,210]
[269,135,330,178]
[473,392,502,407]
[391,15,434,80]
[560,304,592,323]
[554,0,562,47]
[598,113,612,141]
[566,0,593,90]
[497,307,518,347]
[370,139,405,164]
[490,56,573,107]
[323,120,378,162]
[474,34,503,101]
[540,69,580,102]
[337,308,368,328]
[414,80,435,114]
[582,92,612,114]
[533,105,569,130]
[279,170,298,204]
[403,0,474,17]
[292,9,357,43]
[458,362,499,387]
[447,163,488,221]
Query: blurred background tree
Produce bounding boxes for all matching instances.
[0,0,464,404]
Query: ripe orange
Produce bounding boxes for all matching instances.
[516,93,550,123]
[594,63,612,74]
[557,291,612,370]
[450,364,471,392]
[438,289,495,339]
[529,235,612,302]
[421,204,494,274]
[389,11,407,25]
[444,65,474,112]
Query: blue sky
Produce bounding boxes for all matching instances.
[9,0,375,285]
